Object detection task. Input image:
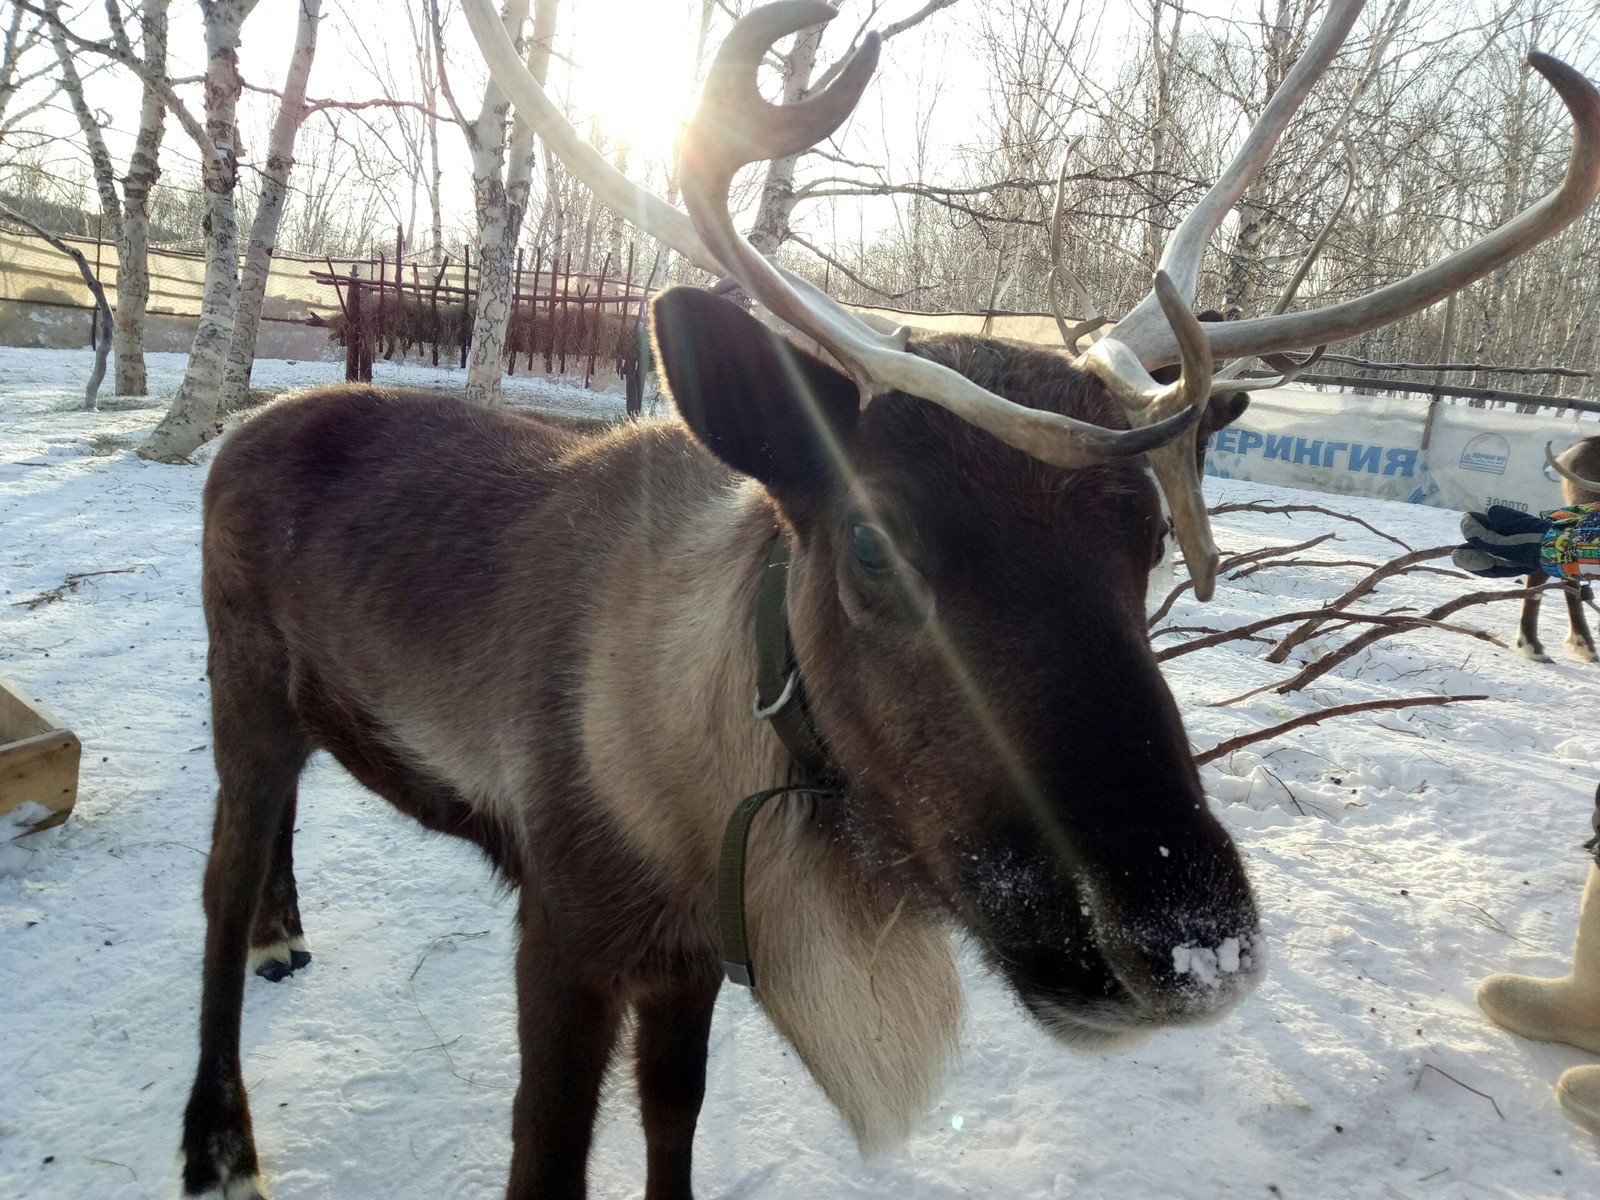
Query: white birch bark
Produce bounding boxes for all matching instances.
[745,22,823,259]
[114,0,169,396]
[48,1,170,396]
[219,0,319,413]
[138,0,260,463]
[1144,0,1183,273]
[1221,0,1289,318]
[464,0,556,405]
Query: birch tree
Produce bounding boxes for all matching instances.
[138,0,259,461]
[0,3,62,156]
[218,0,319,413]
[435,0,559,405]
[40,0,268,457]
[45,0,168,395]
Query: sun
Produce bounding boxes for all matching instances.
[562,0,703,170]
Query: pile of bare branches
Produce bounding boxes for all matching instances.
[1156,501,1531,765]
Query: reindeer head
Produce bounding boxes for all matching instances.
[464,0,1600,1040]
[655,284,1261,1036]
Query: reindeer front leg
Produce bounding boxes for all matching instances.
[1516,574,1552,661]
[635,974,721,1200]
[506,889,623,1200]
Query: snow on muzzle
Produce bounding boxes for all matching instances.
[963,797,1263,1038]
[1071,812,1264,1025]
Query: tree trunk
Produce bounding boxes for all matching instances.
[1221,0,1292,316]
[1144,0,1179,272]
[139,0,260,463]
[48,10,127,372]
[464,0,557,405]
[745,21,824,258]
[428,104,443,265]
[219,0,319,413]
[113,0,170,396]
[608,140,627,272]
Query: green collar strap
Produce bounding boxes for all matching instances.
[717,783,838,988]
[752,534,833,778]
[718,533,842,989]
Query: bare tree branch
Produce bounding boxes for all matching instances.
[0,200,109,406]
[1194,694,1489,767]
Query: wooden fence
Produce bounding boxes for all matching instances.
[312,234,649,395]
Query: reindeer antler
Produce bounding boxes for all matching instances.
[1077,0,1600,598]
[463,0,1203,474]
[468,0,1600,603]
[675,1,1204,469]
[1547,441,1600,492]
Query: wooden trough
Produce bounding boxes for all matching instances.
[0,677,81,837]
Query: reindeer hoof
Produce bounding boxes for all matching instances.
[186,1178,271,1200]
[1515,642,1552,663]
[254,958,293,983]
[248,937,311,982]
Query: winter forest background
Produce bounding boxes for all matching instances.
[6,3,1600,1197]
[3,0,1600,462]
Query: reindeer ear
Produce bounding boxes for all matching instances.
[1200,391,1250,442]
[651,287,859,497]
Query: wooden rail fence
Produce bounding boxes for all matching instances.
[313,232,650,398]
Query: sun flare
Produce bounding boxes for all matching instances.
[563,0,703,169]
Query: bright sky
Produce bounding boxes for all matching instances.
[16,0,1599,256]
[23,0,997,248]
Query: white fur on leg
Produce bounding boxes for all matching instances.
[175,1147,271,1200]
[1566,632,1598,662]
[189,1177,271,1200]
[246,934,308,976]
[1514,639,1552,663]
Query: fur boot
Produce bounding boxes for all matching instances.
[1557,1064,1600,1134]
[1478,865,1600,1055]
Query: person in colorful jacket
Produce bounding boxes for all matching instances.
[1455,501,1600,1134]
[1452,501,1600,581]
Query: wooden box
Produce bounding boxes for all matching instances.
[0,677,82,837]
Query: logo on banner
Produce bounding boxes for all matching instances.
[1459,433,1510,475]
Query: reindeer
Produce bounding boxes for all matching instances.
[1516,437,1600,661]
[179,2,1600,1197]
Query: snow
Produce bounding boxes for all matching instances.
[1172,936,1248,987]
[3,345,1599,1199]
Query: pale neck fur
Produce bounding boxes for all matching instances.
[578,472,963,1152]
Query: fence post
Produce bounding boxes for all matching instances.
[377,252,389,360]
[558,252,573,376]
[625,289,648,416]
[508,246,524,375]
[431,255,449,368]
[527,247,543,373]
[544,251,561,373]
[459,245,472,369]
[345,266,366,383]
[586,252,611,389]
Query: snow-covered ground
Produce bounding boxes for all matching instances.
[2,346,1598,1199]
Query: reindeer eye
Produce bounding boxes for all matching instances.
[849,520,894,572]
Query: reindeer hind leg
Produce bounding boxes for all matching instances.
[248,791,312,981]
[181,620,310,1198]
[1564,579,1599,662]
